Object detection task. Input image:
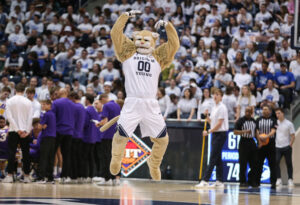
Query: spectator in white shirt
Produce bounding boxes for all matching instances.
[233,25,250,51]
[222,86,237,120]
[261,79,279,109]
[26,87,41,118]
[53,48,75,77]
[162,0,177,18]
[41,5,55,24]
[102,0,119,13]
[176,61,199,88]
[99,59,120,84]
[78,15,93,35]
[177,88,197,121]
[279,39,297,62]
[227,40,240,64]
[8,25,27,49]
[236,85,256,120]
[289,52,300,92]
[165,79,181,97]
[255,4,272,24]
[201,27,215,49]
[237,7,253,27]
[194,0,210,13]
[5,14,23,35]
[47,15,62,36]
[87,40,100,59]
[118,0,131,14]
[132,0,146,11]
[31,37,49,68]
[10,0,27,13]
[87,76,103,94]
[234,63,252,88]
[214,65,232,90]
[102,81,117,100]
[94,50,107,70]
[140,6,156,22]
[76,49,93,73]
[100,38,115,58]
[204,5,222,28]
[25,13,44,34]
[3,83,33,183]
[197,88,214,120]
[59,26,75,49]
[157,87,171,120]
[92,16,111,37]
[4,50,23,75]
[196,51,215,73]
[61,5,78,22]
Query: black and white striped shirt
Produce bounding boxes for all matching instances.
[256,117,277,138]
[234,116,256,138]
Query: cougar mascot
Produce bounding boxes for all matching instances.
[109,10,179,181]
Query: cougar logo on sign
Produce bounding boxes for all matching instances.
[121,134,151,177]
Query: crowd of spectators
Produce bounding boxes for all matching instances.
[0,0,299,123]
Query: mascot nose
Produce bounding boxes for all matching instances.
[141,42,144,44]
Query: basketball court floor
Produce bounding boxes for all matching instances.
[0,179,299,204]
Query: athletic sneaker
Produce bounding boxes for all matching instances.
[113,178,121,186]
[97,179,113,186]
[2,175,13,183]
[195,180,209,188]
[288,179,294,187]
[92,177,105,182]
[276,178,282,186]
[23,176,31,183]
[35,178,47,184]
[211,180,224,188]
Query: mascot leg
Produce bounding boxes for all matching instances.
[110,131,128,175]
[147,134,169,181]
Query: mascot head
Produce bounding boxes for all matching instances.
[133,30,160,55]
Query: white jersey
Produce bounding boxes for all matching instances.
[123,53,161,98]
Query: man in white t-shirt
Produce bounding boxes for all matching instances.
[289,52,300,92]
[76,49,93,73]
[102,81,117,101]
[8,25,27,48]
[234,63,252,88]
[233,25,250,51]
[275,108,295,187]
[102,0,119,13]
[78,15,93,35]
[165,79,181,97]
[176,61,199,87]
[262,79,279,109]
[214,65,232,90]
[99,59,120,84]
[196,51,214,73]
[46,15,62,36]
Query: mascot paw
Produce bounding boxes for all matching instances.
[125,10,142,18]
[155,20,168,30]
[110,158,122,175]
[147,158,161,181]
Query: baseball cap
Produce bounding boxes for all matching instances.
[241,62,248,68]
[280,62,287,67]
[10,13,17,19]
[104,81,112,86]
[64,26,72,32]
[190,83,197,88]
[239,24,247,30]
[185,61,192,67]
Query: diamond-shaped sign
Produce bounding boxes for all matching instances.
[121,134,152,177]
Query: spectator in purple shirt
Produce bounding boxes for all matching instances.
[97,93,121,186]
[51,88,76,183]
[36,99,56,183]
[82,93,100,181]
[68,91,86,182]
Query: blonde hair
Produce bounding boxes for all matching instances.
[238,85,253,105]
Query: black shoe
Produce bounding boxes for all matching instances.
[240,182,248,187]
[271,184,276,189]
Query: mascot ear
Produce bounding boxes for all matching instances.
[152,32,160,40]
[132,31,140,39]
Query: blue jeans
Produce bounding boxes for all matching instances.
[203,132,228,182]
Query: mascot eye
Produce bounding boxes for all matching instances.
[144,39,149,42]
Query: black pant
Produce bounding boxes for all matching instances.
[238,138,258,185]
[276,146,293,179]
[81,143,95,178]
[256,139,276,185]
[7,132,30,175]
[38,137,55,180]
[71,138,83,179]
[279,88,292,109]
[101,139,116,181]
[203,132,227,182]
[94,142,104,177]
[55,133,72,178]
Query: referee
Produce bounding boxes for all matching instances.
[256,105,277,189]
[234,106,257,187]
[196,89,229,188]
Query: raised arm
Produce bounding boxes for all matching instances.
[110,12,138,62]
[153,20,180,70]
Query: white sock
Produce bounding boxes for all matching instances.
[58,167,62,173]
[17,167,22,175]
[53,167,57,176]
